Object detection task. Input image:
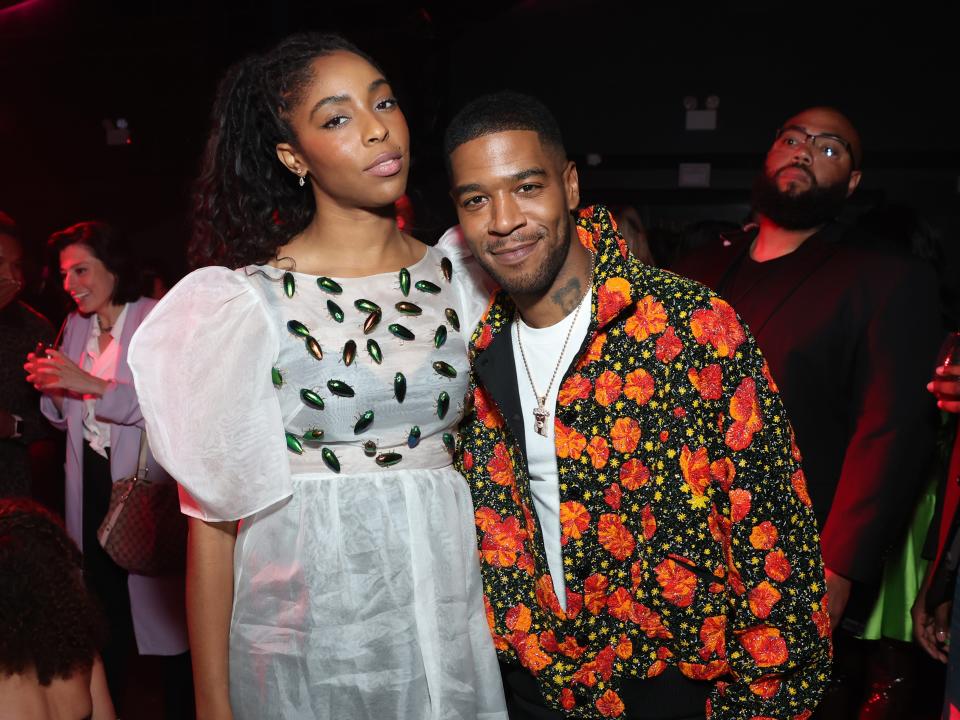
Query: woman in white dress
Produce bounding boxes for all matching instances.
[128,33,506,720]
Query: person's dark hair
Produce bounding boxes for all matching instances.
[190,32,383,269]
[0,498,105,686]
[47,221,142,305]
[443,91,566,172]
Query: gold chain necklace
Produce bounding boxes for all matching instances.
[515,255,594,437]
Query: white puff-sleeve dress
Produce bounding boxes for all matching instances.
[128,233,506,720]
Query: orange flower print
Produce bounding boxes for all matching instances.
[634,603,671,639]
[688,363,723,400]
[462,450,474,471]
[486,442,516,486]
[708,506,731,547]
[739,625,789,668]
[764,549,792,583]
[505,603,532,632]
[517,552,535,576]
[594,370,624,407]
[560,688,576,711]
[604,482,622,510]
[678,660,728,681]
[655,326,683,363]
[729,488,752,523]
[750,521,779,550]
[475,506,502,532]
[576,222,598,253]
[791,469,812,507]
[596,689,626,717]
[555,420,588,459]
[654,558,698,607]
[623,368,655,405]
[598,514,637,561]
[760,357,780,393]
[790,429,803,462]
[710,457,736,492]
[748,581,782,620]
[699,615,727,660]
[680,445,711,496]
[689,298,746,358]
[511,631,553,672]
[584,573,610,614]
[610,417,641,453]
[558,374,592,406]
[474,387,504,429]
[578,332,607,368]
[812,593,831,639]
[475,322,494,350]
[565,590,583,619]
[557,635,587,660]
[596,277,633,326]
[641,504,657,540]
[619,458,650,490]
[624,295,667,341]
[615,633,633,659]
[536,575,565,617]
[647,660,667,678]
[539,629,559,652]
[572,646,616,687]
[587,436,610,469]
[606,587,635,622]
[480,516,525,567]
[749,676,782,699]
[726,377,764,451]
[560,501,592,540]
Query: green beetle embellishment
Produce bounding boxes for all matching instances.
[316,276,343,295]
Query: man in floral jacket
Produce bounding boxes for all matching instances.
[445,91,830,720]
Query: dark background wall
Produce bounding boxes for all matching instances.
[1,1,957,288]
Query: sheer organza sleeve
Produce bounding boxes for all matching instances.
[436,226,498,340]
[129,267,292,521]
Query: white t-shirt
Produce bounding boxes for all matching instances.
[510,289,592,611]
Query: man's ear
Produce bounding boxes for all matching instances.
[846,170,862,198]
[563,160,580,211]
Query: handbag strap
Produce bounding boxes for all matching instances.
[137,429,149,479]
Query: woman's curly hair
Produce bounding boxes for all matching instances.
[0,499,105,686]
[190,32,383,269]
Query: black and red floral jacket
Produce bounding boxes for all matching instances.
[456,205,831,719]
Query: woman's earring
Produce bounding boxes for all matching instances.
[299,174,306,188]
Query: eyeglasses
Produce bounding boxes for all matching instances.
[774,126,856,168]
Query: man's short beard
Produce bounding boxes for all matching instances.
[475,214,572,297]
[751,166,851,230]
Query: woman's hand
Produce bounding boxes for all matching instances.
[27,349,109,397]
[929,363,960,413]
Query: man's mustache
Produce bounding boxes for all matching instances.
[486,227,548,253]
[775,163,816,186]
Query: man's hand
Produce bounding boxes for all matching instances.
[913,574,951,662]
[824,567,852,630]
[929,363,960,414]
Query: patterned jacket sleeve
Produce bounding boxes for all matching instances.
[694,301,831,720]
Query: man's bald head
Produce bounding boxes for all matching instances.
[781,107,862,170]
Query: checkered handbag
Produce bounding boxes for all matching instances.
[96,431,186,576]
